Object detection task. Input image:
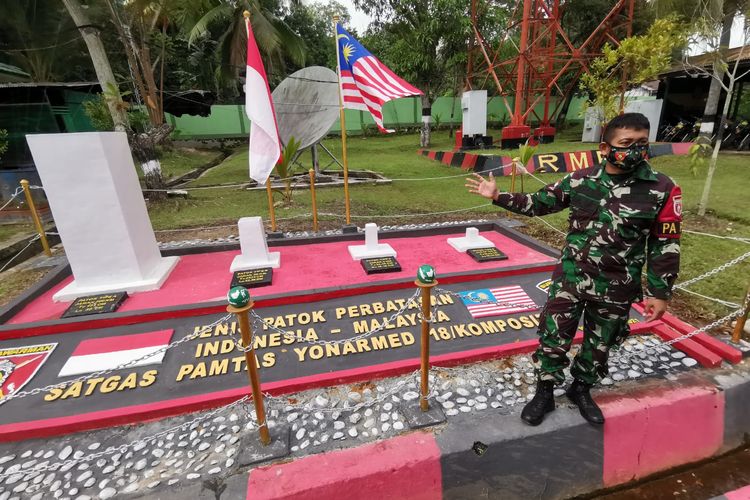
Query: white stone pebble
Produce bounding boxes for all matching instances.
[58,446,73,461]
[402,391,419,401]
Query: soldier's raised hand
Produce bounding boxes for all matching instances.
[466,172,499,201]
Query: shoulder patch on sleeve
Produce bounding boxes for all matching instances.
[653,185,682,238]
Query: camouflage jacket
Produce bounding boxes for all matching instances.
[494,161,682,303]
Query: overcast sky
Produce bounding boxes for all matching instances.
[340,0,372,32]
[689,15,747,55]
[300,0,372,32]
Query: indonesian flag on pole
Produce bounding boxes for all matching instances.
[244,16,281,184]
[336,24,422,133]
[57,330,173,377]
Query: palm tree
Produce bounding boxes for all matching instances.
[180,0,306,94]
[1,0,84,82]
[62,0,130,131]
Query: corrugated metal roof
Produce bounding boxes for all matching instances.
[0,81,98,89]
[0,63,31,83]
[662,45,750,76]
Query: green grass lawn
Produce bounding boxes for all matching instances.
[141,147,225,182]
[147,130,750,317]
[0,224,35,244]
[183,148,249,187]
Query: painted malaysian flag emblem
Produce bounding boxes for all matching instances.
[458,286,538,319]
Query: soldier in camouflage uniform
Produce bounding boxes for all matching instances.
[466,113,682,425]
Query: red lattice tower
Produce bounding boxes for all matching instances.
[467,0,635,147]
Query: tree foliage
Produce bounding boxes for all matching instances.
[182,0,306,93]
[0,0,94,82]
[579,16,687,122]
[281,1,350,73]
[0,129,8,161]
[356,0,484,101]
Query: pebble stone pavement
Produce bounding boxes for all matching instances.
[2,334,747,500]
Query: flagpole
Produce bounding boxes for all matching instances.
[333,15,352,226]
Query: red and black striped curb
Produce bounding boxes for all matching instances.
[417,143,693,176]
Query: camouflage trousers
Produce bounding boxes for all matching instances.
[533,285,631,386]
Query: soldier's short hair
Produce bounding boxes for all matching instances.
[603,113,651,143]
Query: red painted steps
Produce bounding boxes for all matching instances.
[660,314,743,364]
[652,324,723,368]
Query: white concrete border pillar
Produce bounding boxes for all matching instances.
[26,132,179,302]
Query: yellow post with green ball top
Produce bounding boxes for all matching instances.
[416,264,437,412]
[226,286,271,445]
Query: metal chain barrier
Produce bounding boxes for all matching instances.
[675,287,741,309]
[389,162,513,182]
[675,249,750,290]
[261,370,425,414]
[684,229,750,244]
[0,235,41,274]
[140,163,517,193]
[1,313,232,403]
[611,301,749,365]
[0,396,250,481]
[0,187,23,212]
[318,204,494,219]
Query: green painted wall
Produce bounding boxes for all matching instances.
[167,96,587,139]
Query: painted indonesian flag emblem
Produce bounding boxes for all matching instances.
[57,331,173,378]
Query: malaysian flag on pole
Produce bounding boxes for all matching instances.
[458,286,539,319]
[335,24,422,132]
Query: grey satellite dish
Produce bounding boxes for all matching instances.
[272,66,340,150]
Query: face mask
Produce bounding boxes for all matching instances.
[606,143,649,172]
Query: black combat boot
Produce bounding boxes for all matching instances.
[566,379,605,425]
[521,380,555,426]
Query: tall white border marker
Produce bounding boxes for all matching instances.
[230,217,281,271]
[26,132,179,302]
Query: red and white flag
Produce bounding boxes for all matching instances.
[244,17,281,184]
[336,24,422,132]
[57,330,173,378]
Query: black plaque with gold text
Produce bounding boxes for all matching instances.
[467,247,508,262]
[61,292,129,318]
[230,267,273,289]
[361,256,402,274]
